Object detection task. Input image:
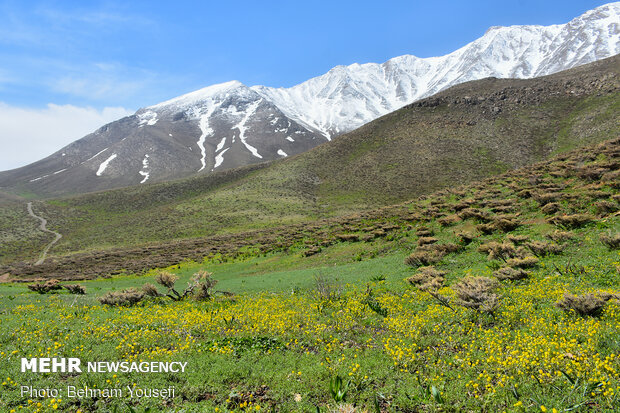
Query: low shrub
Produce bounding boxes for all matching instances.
[594,200,618,215]
[452,276,501,315]
[406,266,446,291]
[476,223,496,235]
[506,235,528,245]
[478,242,519,262]
[546,231,575,243]
[438,214,460,227]
[600,233,620,250]
[459,208,492,222]
[417,236,438,246]
[193,271,219,301]
[493,217,520,232]
[493,267,529,281]
[547,214,594,229]
[555,292,618,317]
[63,284,86,294]
[541,203,561,215]
[336,233,360,242]
[404,250,444,268]
[456,231,476,245]
[27,279,63,294]
[436,243,463,254]
[416,227,434,237]
[99,289,145,306]
[506,256,539,269]
[525,241,564,257]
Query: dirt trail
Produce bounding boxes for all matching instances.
[27,202,62,265]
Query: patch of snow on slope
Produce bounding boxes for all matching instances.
[86,147,108,162]
[233,100,262,159]
[139,154,150,184]
[215,137,226,152]
[196,103,221,171]
[137,111,158,127]
[96,154,117,176]
[212,147,229,171]
[277,149,287,157]
[29,174,49,182]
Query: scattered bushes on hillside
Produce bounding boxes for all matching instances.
[63,284,86,294]
[433,243,463,255]
[556,292,619,317]
[493,267,529,281]
[456,231,476,245]
[506,235,528,245]
[478,242,519,262]
[99,288,145,306]
[452,276,500,315]
[99,271,226,306]
[493,216,520,232]
[303,246,322,256]
[594,200,618,215]
[506,257,539,269]
[336,233,360,242]
[416,227,434,237]
[525,241,564,257]
[541,202,561,215]
[417,237,438,246]
[406,266,446,291]
[476,223,495,235]
[547,214,594,229]
[533,192,564,206]
[438,214,460,227]
[407,266,453,311]
[27,279,63,294]
[459,208,491,222]
[194,271,219,301]
[27,279,86,294]
[600,233,620,250]
[404,250,444,268]
[546,231,575,243]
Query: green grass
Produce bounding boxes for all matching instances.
[0,138,618,412]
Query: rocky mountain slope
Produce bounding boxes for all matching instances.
[0,3,618,197]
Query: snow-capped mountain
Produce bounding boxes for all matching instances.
[253,2,620,137]
[1,2,618,196]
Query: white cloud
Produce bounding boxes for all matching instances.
[0,103,134,171]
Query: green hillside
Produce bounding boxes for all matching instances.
[0,135,618,412]
[0,56,618,268]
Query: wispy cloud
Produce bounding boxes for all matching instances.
[0,103,134,171]
[49,62,159,102]
[35,6,154,28]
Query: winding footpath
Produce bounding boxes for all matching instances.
[27,202,62,265]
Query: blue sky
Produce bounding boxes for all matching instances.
[0,0,615,170]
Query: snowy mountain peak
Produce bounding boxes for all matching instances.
[150,80,247,110]
[251,2,620,137]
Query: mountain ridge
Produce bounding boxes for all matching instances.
[0,2,619,197]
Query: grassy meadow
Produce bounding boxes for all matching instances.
[0,139,619,412]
